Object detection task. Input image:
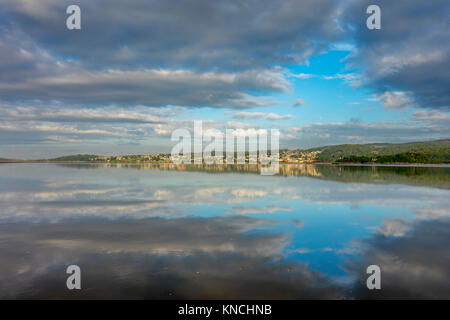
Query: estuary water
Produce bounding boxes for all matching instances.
[0,163,449,299]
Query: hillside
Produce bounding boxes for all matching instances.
[49,154,101,161]
[304,139,450,163]
[0,158,24,163]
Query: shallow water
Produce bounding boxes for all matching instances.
[0,163,449,299]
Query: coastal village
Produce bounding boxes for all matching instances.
[72,150,323,164]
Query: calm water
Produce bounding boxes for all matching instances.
[0,163,449,299]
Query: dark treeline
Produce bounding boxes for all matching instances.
[336,152,432,164]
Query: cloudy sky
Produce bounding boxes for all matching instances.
[0,0,449,158]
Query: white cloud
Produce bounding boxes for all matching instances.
[289,73,315,79]
[375,91,417,110]
[228,206,292,215]
[233,112,293,121]
[375,219,412,237]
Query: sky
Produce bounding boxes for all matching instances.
[0,0,449,159]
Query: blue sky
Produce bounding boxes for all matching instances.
[0,0,449,158]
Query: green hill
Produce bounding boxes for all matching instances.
[0,158,23,163]
[305,139,450,163]
[49,154,100,161]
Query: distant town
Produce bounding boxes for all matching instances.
[46,150,322,164]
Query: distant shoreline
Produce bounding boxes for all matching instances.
[2,138,448,165]
[2,160,450,168]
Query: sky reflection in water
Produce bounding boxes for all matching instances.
[0,163,449,299]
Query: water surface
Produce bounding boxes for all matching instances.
[0,163,449,299]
